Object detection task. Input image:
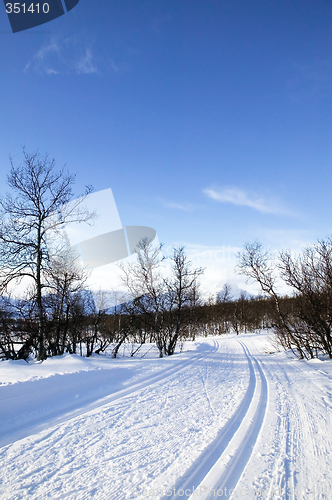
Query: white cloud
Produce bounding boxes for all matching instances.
[160,199,194,212]
[36,38,61,60]
[76,47,97,74]
[203,187,287,215]
[25,35,98,75]
[45,68,60,75]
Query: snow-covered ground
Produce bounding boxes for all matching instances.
[0,333,331,499]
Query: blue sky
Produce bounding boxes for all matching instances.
[1,0,332,292]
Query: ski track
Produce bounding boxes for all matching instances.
[163,340,268,500]
[212,342,268,497]
[263,361,299,500]
[234,336,332,500]
[0,335,331,499]
[0,338,250,500]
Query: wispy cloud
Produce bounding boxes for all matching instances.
[25,35,98,75]
[25,37,61,73]
[76,47,97,74]
[203,187,287,215]
[160,199,194,212]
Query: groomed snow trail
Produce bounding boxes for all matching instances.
[0,334,331,499]
[0,342,217,448]
[0,339,250,499]
[233,335,332,500]
[164,341,268,499]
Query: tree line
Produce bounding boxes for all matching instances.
[0,149,205,361]
[238,240,332,359]
[1,150,332,362]
[2,270,319,361]
[0,276,271,362]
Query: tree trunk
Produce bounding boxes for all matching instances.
[36,231,46,361]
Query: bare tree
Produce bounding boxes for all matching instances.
[0,295,16,360]
[216,283,233,304]
[0,149,94,360]
[165,246,204,355]
[118,237,166,357]
[278,240,332,358]
[238,239,332,358]
[43,249,89,356]
[237,241,290,329]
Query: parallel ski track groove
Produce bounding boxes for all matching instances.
[165,339,268,500]
[212,341,268,496]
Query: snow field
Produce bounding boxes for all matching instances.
[233,336,332,500]
[0,334,331,499]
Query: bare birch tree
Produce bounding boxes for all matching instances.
[0,149,94,360]
[118,237,166,357]
[238,239,332,358]
[165,246,204,355]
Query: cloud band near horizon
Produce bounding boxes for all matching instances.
[203,187,286,215]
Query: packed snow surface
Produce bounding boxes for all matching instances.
[0,333,331,499]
